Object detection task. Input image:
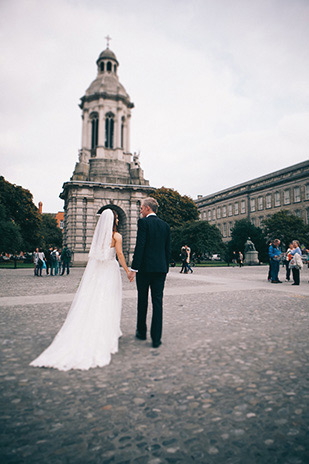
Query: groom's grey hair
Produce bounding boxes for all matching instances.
[142,197,159,213]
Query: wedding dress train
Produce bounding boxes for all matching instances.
[30,210,122,371]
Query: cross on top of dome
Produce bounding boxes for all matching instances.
[105,35,112,48]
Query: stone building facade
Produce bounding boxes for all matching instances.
[195,160,309,242]
[60,46,154,264]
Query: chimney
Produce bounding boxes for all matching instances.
[38,202,43,214]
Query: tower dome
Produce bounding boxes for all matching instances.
[80,47,133,109]
[96,48,119,65]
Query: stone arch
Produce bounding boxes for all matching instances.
[96,204,129,258]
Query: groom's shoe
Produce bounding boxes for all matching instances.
[152,341,161,348]
[136,331,146,340]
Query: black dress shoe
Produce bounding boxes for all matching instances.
[136,331,146,340]
[152,341,161,348]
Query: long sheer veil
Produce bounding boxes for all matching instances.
[88,209,114,261]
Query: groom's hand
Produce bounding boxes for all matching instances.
[128,270,136,282]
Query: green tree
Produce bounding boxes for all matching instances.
[0,204,23,253]
[40,214,63,250]
[0,176,42,250]
[227,219,268,263]
[171,221,226,261]
[152,187,199,229]
[263,210,309,249]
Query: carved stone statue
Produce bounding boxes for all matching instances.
[132,152,141,167]
[244,237,256,253]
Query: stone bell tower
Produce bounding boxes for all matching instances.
[60,40,154,265]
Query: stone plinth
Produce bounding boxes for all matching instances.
[245,251,259,265]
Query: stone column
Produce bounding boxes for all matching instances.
[82,198,88,251]
[75,197,85,252]
[115,109,121,149]
[85,199,95,252]
[87,118,92,151]
[114,116,119,150]
[98,106,105,147]
[126,114,131,153]
[81,110,89,149]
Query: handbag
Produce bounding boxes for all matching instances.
[289,253,303,270]
[294,253,303,270]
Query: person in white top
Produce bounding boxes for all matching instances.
[36,248,45,277]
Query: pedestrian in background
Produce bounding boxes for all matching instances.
[284,243,293,282]
[267,241,273,281]
[180,247,188,274]
[269,239,282,283]
[33,248,39,276]
[45,245,53,275]
[61,245,71,275]
[37,248,45,277]
[50,247,59,276]
[58,249,62,275]
[290,240,303,286]
[185,245,193,273]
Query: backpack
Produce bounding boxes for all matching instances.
[51,251,57,262]
[63,248,71,260]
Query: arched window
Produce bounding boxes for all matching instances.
[121,116,125,148]
[100,62,104,72]
[107,61,112,72]
[114,64,117,72]
[105,112,114,149]
[90,112,99,152]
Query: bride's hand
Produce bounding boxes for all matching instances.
[127,270,136,282]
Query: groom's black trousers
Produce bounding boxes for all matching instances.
[136,272,166,343]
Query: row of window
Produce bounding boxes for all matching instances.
[204,200,246,221]
[203,185,309,221]
[218,208,307,238]
[90,112,126,151]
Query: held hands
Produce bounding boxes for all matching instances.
[127,270,136,282]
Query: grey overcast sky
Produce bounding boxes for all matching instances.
[0,0,308,213]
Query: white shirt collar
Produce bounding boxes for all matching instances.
[146,213,156,217]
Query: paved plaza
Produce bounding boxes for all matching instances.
[0,264,308,463]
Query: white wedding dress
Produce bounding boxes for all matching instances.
[30,209,122,371]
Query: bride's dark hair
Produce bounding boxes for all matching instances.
[112,210,118,233]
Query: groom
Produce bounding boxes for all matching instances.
[128,197,170,348]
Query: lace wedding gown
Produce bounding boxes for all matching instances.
[30,210,122,371]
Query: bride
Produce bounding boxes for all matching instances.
[30,208,130,371]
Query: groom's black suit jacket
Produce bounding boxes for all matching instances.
[131,215,170,273]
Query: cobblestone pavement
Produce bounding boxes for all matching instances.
[1,266,308,463]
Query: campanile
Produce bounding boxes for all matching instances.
[60,43,154,264]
